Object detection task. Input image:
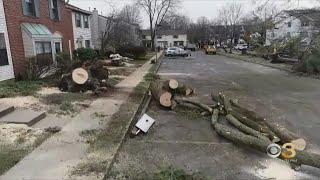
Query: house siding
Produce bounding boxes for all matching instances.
[3,0,75,77]
[0,0,14,81]
[143,34,188,48]
[266,11,320,45]
[71,12,93,49]
[91,8,141,50]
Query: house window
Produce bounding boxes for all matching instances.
[173,35,179,39]
[288,22,292,28]
[157,35,162,39]
[55,42,61,53]
[302,21,309,27]
[84,15,89,28]
[77,38,83,48]
[75,13,82,28]
[85,40,91,48]
[35,42,53,68]
[49,0,59,20]
[0,33,9,66]
[142,35,146,39]
[22,0,36,16]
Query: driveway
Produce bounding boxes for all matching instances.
[108,51,320,179]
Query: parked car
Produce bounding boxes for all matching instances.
[234,44,248,50]
[205,45,217,55]
[185,44,197,51]
[165,47,191,57]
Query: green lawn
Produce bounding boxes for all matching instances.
[0,80,46,98]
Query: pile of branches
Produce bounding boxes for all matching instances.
[59,60,109,95]
[151,81,320,170]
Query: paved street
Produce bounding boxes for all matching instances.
[109,51,320,179]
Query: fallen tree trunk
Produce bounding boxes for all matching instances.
[212,121,270,152]
[175,98,213,114]
[211,109,220,126]
[230,99,305,149]
[226,114,271,142]
[150,82,173,108]
[229,108,280,142]
[211,114,320,169]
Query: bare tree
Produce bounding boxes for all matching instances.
[137,0,180,50]
[217,3,244,52]
[118,4,142,25]
[163,13,191,30]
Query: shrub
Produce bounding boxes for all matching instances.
[117,46,147,59]
[56,52,81,74]
[294,49,320,74]
[25,57,38,81]
[73,48,97,62]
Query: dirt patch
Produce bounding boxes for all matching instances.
[0,124,51,175]
[0,96,43,109]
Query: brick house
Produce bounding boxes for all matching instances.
[2,0,74,78]
[0,0,14,81]
[66,4,93,49]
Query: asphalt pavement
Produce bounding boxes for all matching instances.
[108,51,320,180]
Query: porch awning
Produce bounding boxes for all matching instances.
[21,23,52,38]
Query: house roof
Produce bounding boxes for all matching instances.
[141,29,187,36]
[66,4,92,15]
[284,9,320,26]
[21,23,52,37]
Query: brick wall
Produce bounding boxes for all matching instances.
[3,0,74,77]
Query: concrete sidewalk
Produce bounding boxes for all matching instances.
[0,52,162,180]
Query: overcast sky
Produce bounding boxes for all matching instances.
[69,0,319,28]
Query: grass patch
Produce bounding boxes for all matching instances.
[108,77,124,86]
[174,106,206,121]
[0,80,46,98]
[71,80,148,176]
[108,166,208,180]
[154,166,208,180]
[136,52,156,61]
[41,93,93,116]
[41,93,92,105]
[72,57,162,176]
[0,133,51,175]
[0,145,28,174]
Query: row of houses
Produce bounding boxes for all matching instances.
[0,0,141,81]
[266,9,320,46]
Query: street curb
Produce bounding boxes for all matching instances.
[103,53,163,179]
[217,52,293,73]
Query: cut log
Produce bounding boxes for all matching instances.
[213,122,270,152]
[226,114,271,142]
[176,84,194,96]
[175,98,213,114]
[230,99,305,147]
[167,79,179,90]
[219,92,231,114]
[292,138,307,151]
[211,109,220,126]
[72,68,89,85]
[212,122,320,169]
[150,82,173,108]
[229,108,280,142]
